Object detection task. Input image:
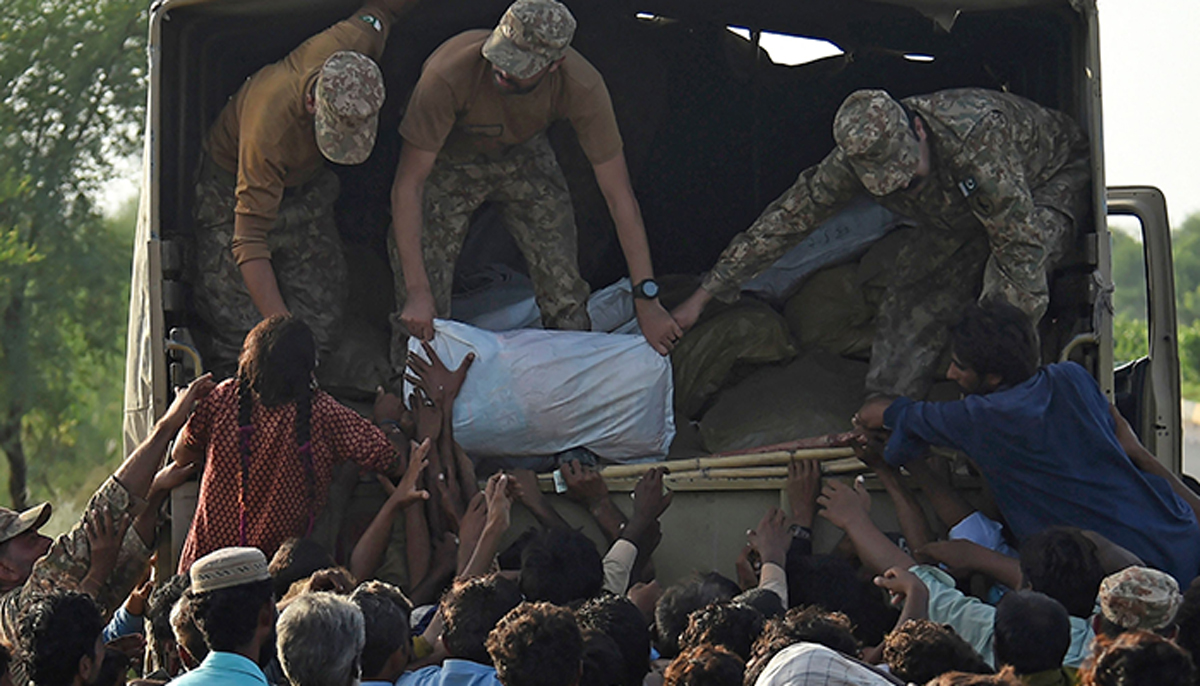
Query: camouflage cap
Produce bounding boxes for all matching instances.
[833,89,920,196]
[314,51,385,166]
[0,502,51,545]
[481,0,577,80]
[191,547,271,594]
[1099,566,1182,631]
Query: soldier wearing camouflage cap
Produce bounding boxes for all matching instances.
[673,88,1091,414]
[389,0,683,371]
[193,0,421,378]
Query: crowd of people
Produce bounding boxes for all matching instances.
[4,298,1200,686]
[9,0,1198,683]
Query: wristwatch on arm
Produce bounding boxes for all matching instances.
[632,279,659,300]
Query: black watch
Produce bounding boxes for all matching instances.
[632,279,660,300]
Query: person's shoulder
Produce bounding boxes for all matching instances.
[423,29,490,77]
[395,664,445,686]
[559,47,605,91]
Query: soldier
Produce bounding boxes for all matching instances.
[389,0,681,368]
[672,88,1091,415]
[193,0,420,377]
[0,374,213,648]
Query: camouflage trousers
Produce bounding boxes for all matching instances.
[866,202,1080,399]
[193,156,348,376]
[388,133,591,370]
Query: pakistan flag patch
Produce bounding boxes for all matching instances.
[361,14,383,32]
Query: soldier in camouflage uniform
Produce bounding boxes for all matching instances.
[673,88,1091,403]
[389,0,682,370]
[194,0,421,377]
[0,374,214,653]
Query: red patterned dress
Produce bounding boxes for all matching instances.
[176,379,396,571]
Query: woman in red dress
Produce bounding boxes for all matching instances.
[173,315,402,571]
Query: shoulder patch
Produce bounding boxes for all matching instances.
[361,14,383,33]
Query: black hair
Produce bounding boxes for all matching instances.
[785,552,898,646]
[147,573,192,645]
[519,528,604,606]
[486,602,583,686]
[882,619,993,684]
[575,593,651,686]
[17,591,104,686]
[350,581,414,679]
[949,299,1039,387]
[679,602,765,661]
[186,578,275,653]
[442,574,524,665]
[1082,631,1195,686]
[268,538,335,601]
[744,606,859,686]
[654,573,741,659]
[1019,527,1104,618]
[579,629,624,686]
[993,591,1071,675]
[236,315,318,545]
[1173,576,1200,682]
[731,589,784,622]
[95,648,130,686]
[663,645,744,686]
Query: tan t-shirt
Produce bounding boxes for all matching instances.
[398,29,623,164]
[208,0,411,265]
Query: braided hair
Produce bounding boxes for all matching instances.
[235,315,317,545]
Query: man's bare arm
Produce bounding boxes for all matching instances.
[592,153,682,355]
[237,255,289,319]
[391,143,440,341]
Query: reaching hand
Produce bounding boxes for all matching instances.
[913,539,988,573]
[410,389,444,444]
[735,543,759,590]
[401,291,437,342]
[457,491,488,570]
[306,567,356,594]
[786,458,822,527]
[873,566,927,607]
[160,373,215,434]
[483,473,514,532]
[747,507,791,567]
[817,477,872,531]
[378,438,431,510]
[562,460,610,507]
[373,386,410,427]
[635,300,684,356]
[631,467,673,522]
[151,460,199,495]
[85,506,132,585]
[670,287,712,332]
[407,340,475,406]
[853,396,896,432]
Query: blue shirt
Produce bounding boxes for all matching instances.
[172,652,270,686]
[396,659,502,686]
[884,362,1200,583]
[102,605,145,643]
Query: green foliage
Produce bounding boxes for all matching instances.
[0,0,146,512]
[1110,212,1200,401]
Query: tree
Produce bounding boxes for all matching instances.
[0,0,146,508]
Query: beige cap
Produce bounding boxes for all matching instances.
[191,547,271,594]
[0,502,51,545]
[1099,566,1183,631]
[481,0,577,80]
[314,51,385,166]
[833,89,921,196]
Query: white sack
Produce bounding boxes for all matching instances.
[406,319,675,460]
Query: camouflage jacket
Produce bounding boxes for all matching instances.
[0,477,153,649]
[702,88,1090,319]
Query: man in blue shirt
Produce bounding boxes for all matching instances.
[397,574,522,686]
[173,547,278,686]
[858,299,1200,584]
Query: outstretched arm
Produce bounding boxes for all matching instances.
[1110,405,1200,525]
[391,143,440,341]
[349,440,431,583]
[592,154,682,356]
[818,477,916,575]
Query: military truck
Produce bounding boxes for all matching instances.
[123,0,1181,581]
